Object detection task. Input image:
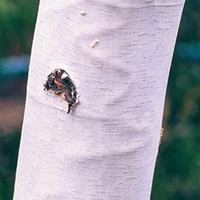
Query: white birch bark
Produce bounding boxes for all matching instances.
[13,0,185,199]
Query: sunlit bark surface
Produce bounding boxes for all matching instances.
[13,0,185,199]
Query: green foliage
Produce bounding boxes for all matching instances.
[0,130,21,200]
[0,0,39,56]
[151,1,200,199]
[178,0,200,42]
[151,61,200,200]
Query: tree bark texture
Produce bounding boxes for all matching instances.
[13,0,185,199]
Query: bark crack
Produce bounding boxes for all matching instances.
[44,68,78,113]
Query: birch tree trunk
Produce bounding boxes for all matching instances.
[13,0,185,199]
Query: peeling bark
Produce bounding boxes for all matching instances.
[13,0,185,199]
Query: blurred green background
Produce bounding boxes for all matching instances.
[0,0,200,200]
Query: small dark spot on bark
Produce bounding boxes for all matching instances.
[44,69,78,113]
